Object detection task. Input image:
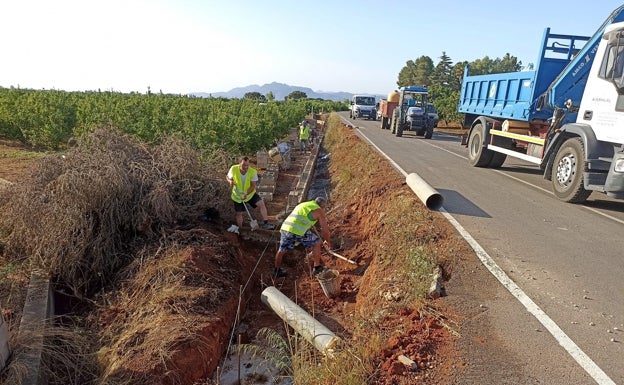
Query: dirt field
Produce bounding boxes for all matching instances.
[0,123,477,384]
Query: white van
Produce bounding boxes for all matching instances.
[349,95,376,120]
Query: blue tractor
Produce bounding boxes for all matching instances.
[390,86,434,138]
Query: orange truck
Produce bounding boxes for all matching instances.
[377,90,399,130]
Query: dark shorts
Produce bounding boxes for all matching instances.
[278,229,320,251]
[233,192,262,212]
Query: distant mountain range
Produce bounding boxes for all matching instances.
[191,82,383,102]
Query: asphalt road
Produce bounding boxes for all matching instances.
[340,112,624,385]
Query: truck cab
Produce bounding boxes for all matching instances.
[349,95,377,120]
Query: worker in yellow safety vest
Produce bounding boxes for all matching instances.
[226,156,275,233]
[272,196,331,278]
[299,120,310,152]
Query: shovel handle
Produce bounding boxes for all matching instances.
[323,243,357,265]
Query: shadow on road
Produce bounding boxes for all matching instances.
[435,189,491,218]
[582,197,624,213]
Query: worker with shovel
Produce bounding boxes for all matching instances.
[226,156,275,233]
[273,196,331,278]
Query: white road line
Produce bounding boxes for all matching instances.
[439,209,615,385]
[355,126,616,385]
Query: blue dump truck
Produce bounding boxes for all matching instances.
[459,5,624,203]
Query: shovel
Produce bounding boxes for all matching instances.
[312,227,357,265]
[242,201,259,231]
[322,243,357,265]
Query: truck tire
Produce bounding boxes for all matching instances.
[467,123,494,167]
[391,116,397,134]
[425,127,433,139]
[488,152,507,168]
[551,137,592,203]
[381,117,388,129]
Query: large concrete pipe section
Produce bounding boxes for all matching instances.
[261,286,339,354]
[405,172,443,210]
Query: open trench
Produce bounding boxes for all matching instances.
[215,140,332,384]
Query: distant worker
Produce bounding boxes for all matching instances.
[226,156,275,233]
[273,196,331,278]
[299,120,310,152]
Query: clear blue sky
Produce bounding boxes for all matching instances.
[1,0,623,95]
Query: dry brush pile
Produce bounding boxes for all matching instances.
[0,127,245,384]
[0,127,230,297]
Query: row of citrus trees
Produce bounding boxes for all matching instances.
[0,88,348,153]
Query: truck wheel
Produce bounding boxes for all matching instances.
[381,117,387,129]
[391,116,397,134]
[467,123,494,167]
[488,152,507,168]
[425,127,433,139]
[396,124,403,137]
[551,137,591,203]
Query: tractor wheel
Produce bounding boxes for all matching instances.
[396,124,404,137]
[551,137,592,203]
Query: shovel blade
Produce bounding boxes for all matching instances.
[250,220,259,231]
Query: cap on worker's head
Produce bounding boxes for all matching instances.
[314,196,326,206]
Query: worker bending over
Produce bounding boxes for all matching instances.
[273,197,330,278]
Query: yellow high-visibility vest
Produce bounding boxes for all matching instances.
[281,200,320,236]
[230,165,257,203]
[299,125,310,141]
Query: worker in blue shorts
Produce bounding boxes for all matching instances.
[273,197,331,278]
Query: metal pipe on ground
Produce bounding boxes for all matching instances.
[405,172,443,210]
[261,286,339,354]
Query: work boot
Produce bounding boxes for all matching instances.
[312,265,327,276]
[272,268,288,278]
[261,221,275,230]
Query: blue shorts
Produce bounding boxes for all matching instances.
[278,229,320,251]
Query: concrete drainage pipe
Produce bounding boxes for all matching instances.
[405,172,443,210]
[261,286,339,354]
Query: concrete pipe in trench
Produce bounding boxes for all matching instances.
[261,286,340,354]
[406,172,443,210]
